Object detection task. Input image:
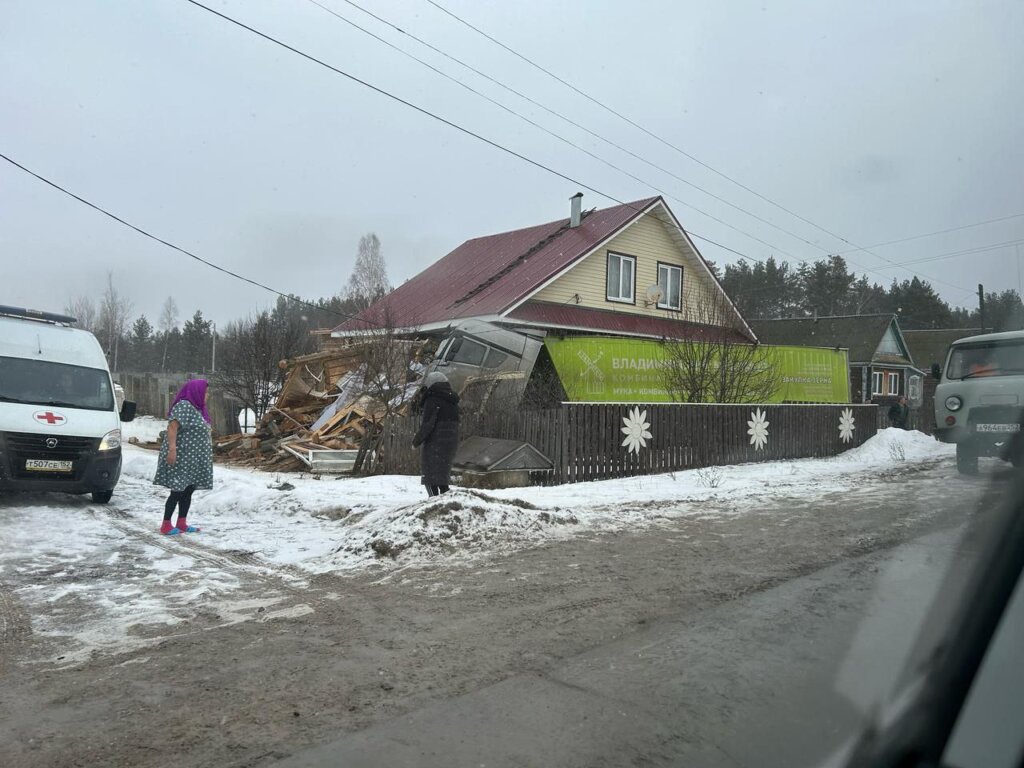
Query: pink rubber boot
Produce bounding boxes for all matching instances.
[176,518,200,533]
[160,520,179,535]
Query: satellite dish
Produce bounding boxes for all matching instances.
[645,284,664,305]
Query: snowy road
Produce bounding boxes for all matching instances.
[0,429,1002,767]
[2,428,951,666]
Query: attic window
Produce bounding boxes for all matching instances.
[606,252,635,304]
[657,263,682,310]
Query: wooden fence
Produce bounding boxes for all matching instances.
[376,403,878,484]
[114,372,240,436]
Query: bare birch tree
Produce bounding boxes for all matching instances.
[345,233,391,312]
[65,295,98,331]
[158,296,179,372]
[97,273,133,372]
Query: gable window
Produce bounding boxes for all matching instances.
[656,263,682,310]
[888,372,900,396]
[872,371,884,395]
[606,252,635,304]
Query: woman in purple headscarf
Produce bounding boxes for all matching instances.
[153,379,214,535]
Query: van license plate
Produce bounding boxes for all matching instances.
[25,459,73,472]
[975,423,1021,433]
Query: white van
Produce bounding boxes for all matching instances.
[0,306,136,503]
[933,329,1024,474]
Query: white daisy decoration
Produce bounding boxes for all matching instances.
[747,408,770,451]
[838,407,856,443]
[621,407,652,455]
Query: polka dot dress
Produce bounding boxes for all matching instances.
[153,401,214,491]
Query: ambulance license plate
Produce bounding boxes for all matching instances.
[25,459,73,472]
[975,423,1021,433]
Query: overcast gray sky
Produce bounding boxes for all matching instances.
[2,0,1022,327]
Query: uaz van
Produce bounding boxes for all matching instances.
[0,306,136,503]
[933,329,1024,474]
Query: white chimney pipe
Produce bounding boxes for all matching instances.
[570,192,583,227]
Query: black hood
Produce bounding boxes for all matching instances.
[428,382,460,404]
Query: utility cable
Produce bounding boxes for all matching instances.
[837,213,1024,254]
[325,0,838,256]
[305,0,798,260]
[183,0,773,267]
[0,151,369,324]
[421,0,970,291]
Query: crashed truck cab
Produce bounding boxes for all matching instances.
[932,329,1024,474]
[423,320,545,406]
[0,305,137,504]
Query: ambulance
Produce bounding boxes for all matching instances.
[0,305,136,503]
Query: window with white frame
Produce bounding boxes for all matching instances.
[872,371,884,395]
[888,372,900,396]
[606,252,635,303]
[656,263,682,310]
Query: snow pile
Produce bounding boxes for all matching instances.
[327,490,579,568]
[837,427,952,465]
[121,415,167,444]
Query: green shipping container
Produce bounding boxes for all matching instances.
[545,336,850,403]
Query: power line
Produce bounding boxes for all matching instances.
[304,0,799,261]
[837,211,1024,254]
[421,0,860,243]
[324,0,837,258]
[870,237,1024,270]
[0,151,363,324]
[184,0,774,268]
[179,0,970,300]
[421,0,969,292]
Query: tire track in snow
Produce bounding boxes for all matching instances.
[91,507,310,597]
[0,582,32,670]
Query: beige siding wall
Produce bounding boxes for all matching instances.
[530,212,726,325]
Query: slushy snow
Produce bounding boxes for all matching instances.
[117,427,954,572]
[0,427,954,666]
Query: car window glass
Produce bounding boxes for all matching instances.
[451,339,486,366]
[483,348,508,369]
[943,573,1024,768]
[947,341,1024,379]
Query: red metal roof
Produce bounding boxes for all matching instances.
[507,302,753,343]
[335,197,660,332]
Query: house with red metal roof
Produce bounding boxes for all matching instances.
[333,194,755,344]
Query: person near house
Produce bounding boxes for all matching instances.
[888,395,910,430]
[153,379,214,534]
[412,371,461,497]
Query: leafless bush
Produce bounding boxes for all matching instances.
[213,310,308,421]
[696,466,724,488]
[659,292,779,404]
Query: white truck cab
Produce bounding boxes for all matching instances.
[933,329,1024,474]
[0,305,136,503]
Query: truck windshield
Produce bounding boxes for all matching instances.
[946,340,1024,380]
[0,356,115,411]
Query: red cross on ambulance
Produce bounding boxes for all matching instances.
[34,411,66,425]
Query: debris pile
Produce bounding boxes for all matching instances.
[215,335,430,473]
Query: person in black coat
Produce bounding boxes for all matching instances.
[412,372,461,496]
[888,395,909,429]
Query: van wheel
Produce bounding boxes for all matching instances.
[91,490,113,504]
[956,443,978,475]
